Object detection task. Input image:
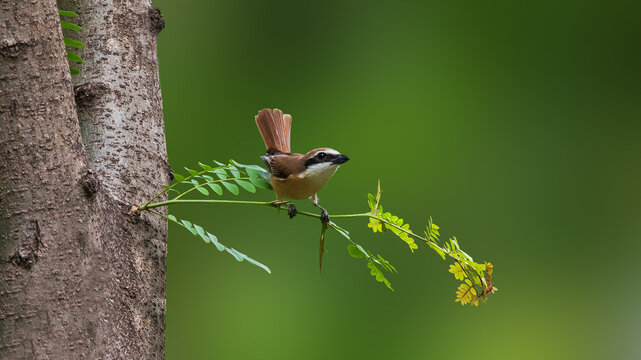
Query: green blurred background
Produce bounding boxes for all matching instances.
[153,1,640,359]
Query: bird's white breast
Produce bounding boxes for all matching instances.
[270,163,340,200]
[296,162,339,184]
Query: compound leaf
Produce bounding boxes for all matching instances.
[222,181,239,195]
[235,179,256,193]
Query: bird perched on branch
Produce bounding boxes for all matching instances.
[255,108,349,223]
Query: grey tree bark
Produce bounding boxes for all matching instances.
[0,0,169,358]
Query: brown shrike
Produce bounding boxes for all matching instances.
[255,108,349,223]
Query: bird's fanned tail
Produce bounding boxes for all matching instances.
[255,108,292,153]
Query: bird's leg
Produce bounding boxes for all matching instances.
[317,206,329,223]
[287,203,297,218]
[269,200,297,219]
[311,194,329,223]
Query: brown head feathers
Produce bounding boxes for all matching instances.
[261,148,348,179]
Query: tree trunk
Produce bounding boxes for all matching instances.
[0,0,169,358]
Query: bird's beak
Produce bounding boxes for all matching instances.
[333,154,350,165]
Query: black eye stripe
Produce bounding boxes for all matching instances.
[305,152,333,167]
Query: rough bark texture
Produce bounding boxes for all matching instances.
[0,0,169,358]
[59,0,170,205]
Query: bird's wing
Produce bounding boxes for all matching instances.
[255,108,292,153]
[260,153,305,179]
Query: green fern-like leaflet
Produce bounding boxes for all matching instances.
[58,10,84,75]
[149,160,273,273]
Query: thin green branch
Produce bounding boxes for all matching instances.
[141,198,425,244]
[140,197,445,260]
[140,199,273,210]
[139,198,361,244]
[141,198,469,273]
[141,198,365,218]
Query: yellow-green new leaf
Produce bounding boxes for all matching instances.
[427,240,446,260]
[455,279,479,306]
[448,263,467,281]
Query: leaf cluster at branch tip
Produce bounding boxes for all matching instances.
[364,181,497,305]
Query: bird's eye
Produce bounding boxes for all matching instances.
[317,152,326,160]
